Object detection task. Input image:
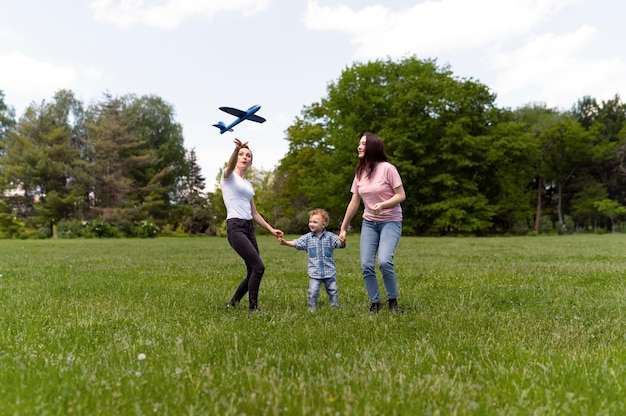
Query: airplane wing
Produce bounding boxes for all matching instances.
[219,107,246,117]
[247,115,266,123]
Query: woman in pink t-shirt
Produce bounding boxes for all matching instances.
[339,133,406,313]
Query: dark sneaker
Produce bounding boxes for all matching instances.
[388,298,403,313]
[248,306,260,314]
[369,301,383,313]
[226,299,239,309]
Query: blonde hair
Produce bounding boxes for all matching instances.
[309,208,329,224]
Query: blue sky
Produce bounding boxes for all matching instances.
[2,0,626,191]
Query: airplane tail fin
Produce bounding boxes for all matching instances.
[212,121,233,134]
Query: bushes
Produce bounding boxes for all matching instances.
[57,220,86,238]
[274,210,311,234]
[56,219,160,239]
[0,202,24,238]
[136,220,159,238]
[85,219,119,238]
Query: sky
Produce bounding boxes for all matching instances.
[2,0,626,191]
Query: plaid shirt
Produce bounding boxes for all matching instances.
[293,229,344,280]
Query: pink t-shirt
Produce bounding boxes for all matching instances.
[350,161,403,222]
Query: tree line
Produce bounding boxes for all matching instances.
[0,90,217,238]
[266,57,626,236]
[2,56,626,238]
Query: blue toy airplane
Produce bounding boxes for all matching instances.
[212,104,266,134]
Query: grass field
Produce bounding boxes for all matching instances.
[1,233,625,415]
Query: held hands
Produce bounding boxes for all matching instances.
[271,228,284,239]
[338,231,347,244]
[274,229,286,245]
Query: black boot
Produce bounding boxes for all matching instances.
[248,301,260,314]
[388,298,401,313]
[369,301,383,313]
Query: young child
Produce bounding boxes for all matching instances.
[279,209,346,311]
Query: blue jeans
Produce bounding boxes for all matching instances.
[308,276,339,310]
[360,220,402,303]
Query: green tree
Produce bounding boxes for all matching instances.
[276,56,503,235]
[125,94,187,222]
[594,199,626,232]
[569,176,607,231]
[0,90,19,237]
[83,94,141,221]
[0,95,87,232]
[512,104,564,232]
[572,95,626,208]
[178,148,206,205]
[83,93,186,227]
[176,148,214,234]
[0,200,23,238]
[0,90,16,145]
[482,116,539,233]
[540,117,592,230]
[274,108,341,231]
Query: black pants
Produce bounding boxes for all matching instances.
[226,219,265,309]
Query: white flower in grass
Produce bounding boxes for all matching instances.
[137,353,147,361]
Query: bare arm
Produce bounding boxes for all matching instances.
[279,238,295,247]
[223,139,248,179]
[371,185,406,214]
[251,199,283,238]
[339,192,361,243]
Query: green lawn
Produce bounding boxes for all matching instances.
[1,234,625,415]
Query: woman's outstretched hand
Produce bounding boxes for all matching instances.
[234,138,249,149]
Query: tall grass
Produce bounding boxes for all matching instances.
[1,234,625,415]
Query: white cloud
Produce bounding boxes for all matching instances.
[84,67,105,81]
[0,52,76,110]
[303,0,580,60]
[491,25,626,108]
[302,0,626,109]
[90,0,270,29]
[491,26,596,94]
[0,52,76,92]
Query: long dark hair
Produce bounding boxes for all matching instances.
[356,132,389,179]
